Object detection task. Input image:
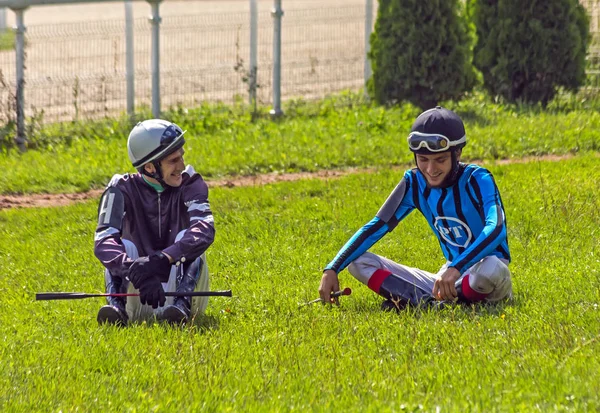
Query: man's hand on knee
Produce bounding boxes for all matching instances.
[128,252,171,282]
[433,267,460,301]
[128,252,170,308]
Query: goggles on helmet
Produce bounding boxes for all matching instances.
[131,127,187,169]
[407,132,466,153]
[160,124,186,146]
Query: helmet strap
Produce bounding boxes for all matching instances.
[140,161,167,189]
[443,150,462,187]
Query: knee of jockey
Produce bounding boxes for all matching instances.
[347,260,374,286]
[473,256,509,287]
[347,253,381,283]
[460,256,509,301]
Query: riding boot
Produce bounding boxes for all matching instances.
[376,271,440,312]
[161,259,202,324]
[97,275,128,326]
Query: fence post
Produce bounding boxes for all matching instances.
[0,8,6,31]
[13,7,27,152]
[249,0,257,107]
[125,0,135,120]
[364,0,373,97]
[270,0,283,117]
[148,0,161,119]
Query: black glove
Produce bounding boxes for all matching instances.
[128,252,171,309]
[128,252,172,285]
[137,275,166,309]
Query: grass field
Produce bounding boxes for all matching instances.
[0,152,599,411]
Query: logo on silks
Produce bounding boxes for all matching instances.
[434,216,472,248]
[161,125,182,144]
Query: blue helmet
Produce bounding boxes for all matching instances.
[407,106,466,155]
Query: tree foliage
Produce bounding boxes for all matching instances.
[472,0,590,105]
[369,0,476,109]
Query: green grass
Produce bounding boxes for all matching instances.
[0,29,15,51]
[0,155,598,411]
[1,91,600,194]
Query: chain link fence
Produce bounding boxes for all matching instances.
[0,0,371,123]
[581,0,600,87]
[0,0,599,124]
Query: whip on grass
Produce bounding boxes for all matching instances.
[36,290,233,301]
[301,287,352,307]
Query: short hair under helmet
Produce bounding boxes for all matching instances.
[127,119,186,170]
[407,106,466,155]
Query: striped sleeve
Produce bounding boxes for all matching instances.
[93,180,132,278]
[325,174,415,273]
[450,169,507,274]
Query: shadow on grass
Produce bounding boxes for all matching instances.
[350,296,515,317]
[191,313,221,331]
[105,313,222,332]
[152,313,222,333]
[457,299,514,316]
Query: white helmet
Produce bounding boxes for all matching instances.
[127,119,186,171]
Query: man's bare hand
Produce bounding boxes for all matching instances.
[319,270,340,304]
[432,267,461,301]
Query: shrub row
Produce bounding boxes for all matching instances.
[369,0,590,108]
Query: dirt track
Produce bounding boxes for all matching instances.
[0,154,582,211]
[0,168,354,209]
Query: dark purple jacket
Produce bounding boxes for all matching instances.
[94,165,215,278]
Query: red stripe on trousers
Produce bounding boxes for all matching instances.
[367,269,392,293]
[461,274,488,302]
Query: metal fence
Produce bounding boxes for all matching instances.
[0,0,374,126]
[582,0,600,86]
[0,0,599,129]
[582,0,600,42]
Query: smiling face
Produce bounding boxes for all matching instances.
[159,148,186,187]
[415,150,460,188]
[144,148,186,187]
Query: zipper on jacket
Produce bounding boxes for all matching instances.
[158,193,162,239]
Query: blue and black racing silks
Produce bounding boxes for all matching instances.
[325,164,510,274]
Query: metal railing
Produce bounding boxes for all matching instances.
[0,0,376,150]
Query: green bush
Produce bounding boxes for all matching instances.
[369,0,476,110]
[472,0,590,106]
